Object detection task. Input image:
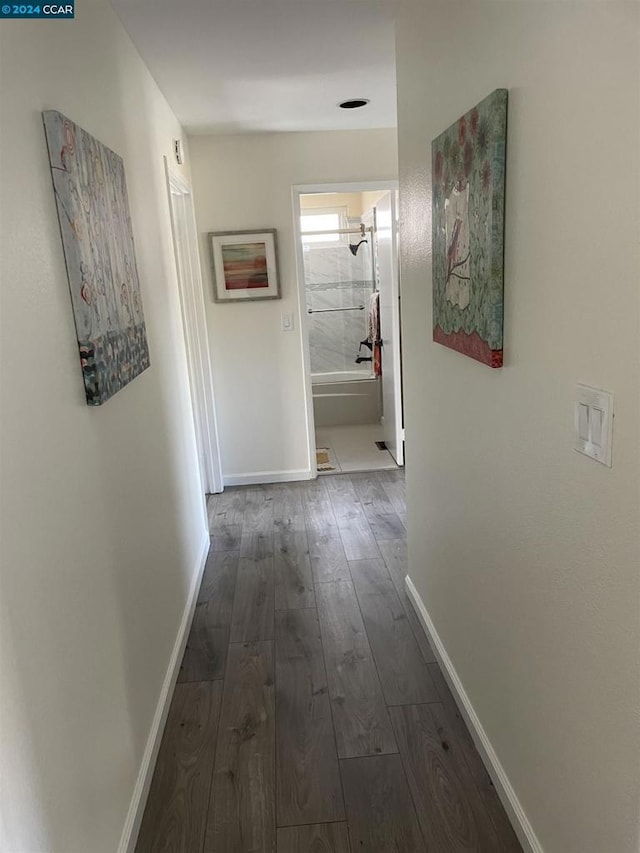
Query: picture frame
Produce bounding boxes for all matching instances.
[432,89,508,368]
[208,229,280,303]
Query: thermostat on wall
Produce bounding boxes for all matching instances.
[173,138,184,165]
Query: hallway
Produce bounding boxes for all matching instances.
[136,472,522,852]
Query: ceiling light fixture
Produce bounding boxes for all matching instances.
[339,98,370,110]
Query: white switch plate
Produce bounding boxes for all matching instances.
[575,384,613,467]
[281,312,294,332]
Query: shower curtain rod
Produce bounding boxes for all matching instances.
[301,225,374,238]
[308,305,365,314]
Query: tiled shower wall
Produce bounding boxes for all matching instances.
[303,242,375,377]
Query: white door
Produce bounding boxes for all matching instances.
[165,160,224,494]
[376,191,404,465]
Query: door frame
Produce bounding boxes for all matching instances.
[292,180,400,476]
[165,158,224,494]
[375,189,404,465]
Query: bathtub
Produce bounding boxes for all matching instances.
[312,369,374,385]
[312,375,381,427]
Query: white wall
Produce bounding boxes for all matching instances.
[0,2,207,851]
[189,130,398,481]
[396,3,640,853]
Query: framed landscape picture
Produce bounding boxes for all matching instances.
[432,89,508,368]
[209,229,280,302]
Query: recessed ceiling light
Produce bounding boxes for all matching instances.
[339,99,370,110]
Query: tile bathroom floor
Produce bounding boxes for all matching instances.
[315,423,397,473]
[135,471,523,853]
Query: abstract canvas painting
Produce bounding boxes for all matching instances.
[43,110,150,405]
[432,89,508,367]
[221,243,268,290]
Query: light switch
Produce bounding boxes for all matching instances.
[281,312,294,332]
[591,407,604,446]
[575,384,614,467]
[577,403,589,441]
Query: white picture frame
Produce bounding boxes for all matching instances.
[208,229,280,303]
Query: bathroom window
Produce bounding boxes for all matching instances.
[300,207,348,246]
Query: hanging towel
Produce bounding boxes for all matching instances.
[367,291,382,377]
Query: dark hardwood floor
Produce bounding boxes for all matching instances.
[136,471,523,853]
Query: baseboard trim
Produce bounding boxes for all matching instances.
[223,468,313,486]
[404,575,543,853]
[118,533,210,853]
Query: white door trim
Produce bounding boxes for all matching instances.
[164,158,224,494]
[377,190,404,465]
[291,186,318,478]
[291,180,400,475]
[294,180,398,194]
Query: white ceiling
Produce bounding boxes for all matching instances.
[109,0,398,135]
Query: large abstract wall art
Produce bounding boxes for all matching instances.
[43,111,150,405]
[432,89,508,368]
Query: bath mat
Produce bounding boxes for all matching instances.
[316,447,341,474]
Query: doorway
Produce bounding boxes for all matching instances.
[165,159,224,496]
[293,182,404,476]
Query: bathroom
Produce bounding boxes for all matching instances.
[298,188,403,474]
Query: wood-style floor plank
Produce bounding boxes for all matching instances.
[367,511,406,541]
[210,525,243,552]
[375,537,409,590]
[206,492,218,525]
[379,471,406,516]
[325,476,365,527]
[183,550,239,680]
[277,822,351,853]
[274,531,315,610]
[275,609,344,826]
[338,518,381,561]
[351,474,395,517]
[178,603,228,682]
[307,530,351,584]
[340,754,426,852]
[346,556,391,597]
[350,559,438,705]
[136,681,222,853]
[197,551,239,616]
[315,581,396,758]
[229,534,274,643]
[301,479,338,532]
[243,487,275,533]
[240,531,275,558]
[377,539,437,664]
[209,489,246,529]
[204,641,275,853]
[390,703,502,852]
[427,664,523,852]
[272,484,306,532]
